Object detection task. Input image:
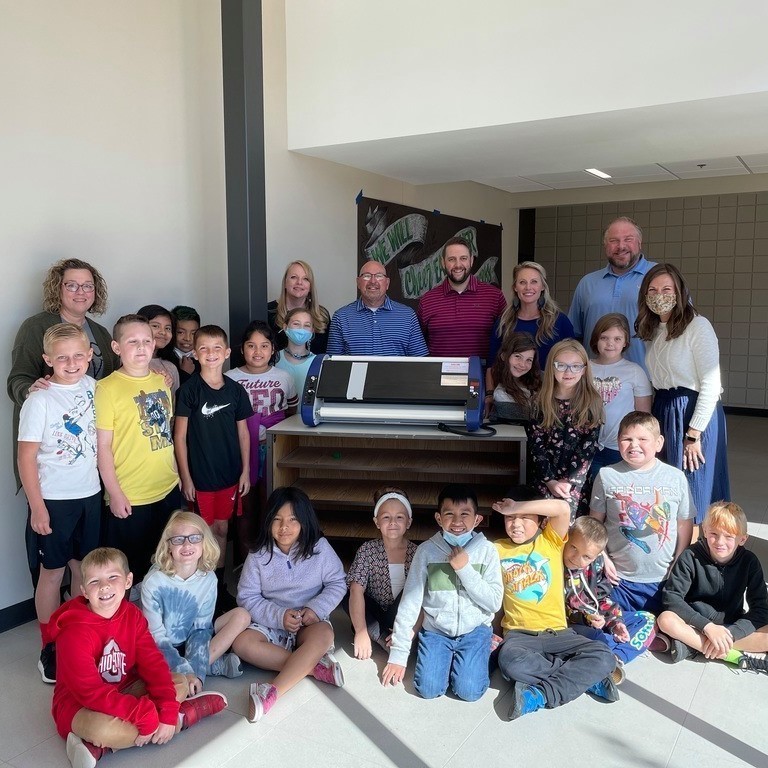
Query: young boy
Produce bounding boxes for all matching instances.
[590,410,695,615]
[381,484,502,701]
[657,501,768,672]
[564,516,657,674]
[174,325,253,608]
[50,547,227,768]
[18,323,102,683]
[171,305,201,384]
[95,315,182,585]
[494,494,618,720]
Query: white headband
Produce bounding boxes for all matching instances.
[373,492,412,520]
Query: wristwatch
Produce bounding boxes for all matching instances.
[684,433,700,443]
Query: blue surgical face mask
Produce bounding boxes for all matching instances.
[284,328,313,345]
[443,531,473,547]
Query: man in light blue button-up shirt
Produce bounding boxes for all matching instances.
[568,217,656,370]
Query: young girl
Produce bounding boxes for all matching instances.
[275,308,316,397]
[141,511,252,696]
[486,332,541,423]
[232,487,347,723]
[226,321,298,477]
[137,304,180,395]
[530,339,603,521]
[346,487,419,660]
[588,313,652,479]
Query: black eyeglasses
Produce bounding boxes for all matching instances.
[167,534,204,546]
[63,281,96,293]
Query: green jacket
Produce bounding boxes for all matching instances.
[8,311,118,488]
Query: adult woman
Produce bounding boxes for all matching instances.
[267,261,330,354]
[635,263,730,524]
[8,258,118,484]
[487,261,573,390]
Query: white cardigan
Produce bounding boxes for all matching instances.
[645,315,722,432]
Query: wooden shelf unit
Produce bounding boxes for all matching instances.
[267,416,527,544]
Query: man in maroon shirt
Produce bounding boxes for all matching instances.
[417,236,506,361]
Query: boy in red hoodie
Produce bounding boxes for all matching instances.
[50,547,227,768]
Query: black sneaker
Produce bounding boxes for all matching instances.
[670,638,695,664]
[38,642,56,683]
[738,654,768,675]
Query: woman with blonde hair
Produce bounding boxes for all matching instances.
[268,260,331,353]
[487,261,573,385]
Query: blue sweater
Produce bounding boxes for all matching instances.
[141,566,216,681]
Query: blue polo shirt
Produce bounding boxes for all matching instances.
[568,256,656,369]
[327,296,428,356]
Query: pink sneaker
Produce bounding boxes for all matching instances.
[179,691,228,730]
[311,652,345,687]
[248,682,278,723]
[65,733,109,768]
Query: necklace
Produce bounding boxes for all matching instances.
[284,348,311,360]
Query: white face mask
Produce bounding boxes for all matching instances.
[646,293,677,316]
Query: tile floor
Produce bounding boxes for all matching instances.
[1,415,766,768]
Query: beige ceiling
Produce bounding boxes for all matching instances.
[293,92,768,194]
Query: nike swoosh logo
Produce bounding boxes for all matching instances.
[201,402,230,416]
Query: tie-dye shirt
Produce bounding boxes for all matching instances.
[141,566,216,681]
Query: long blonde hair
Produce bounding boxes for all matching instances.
[497,262,561,345]
[152,511,220,575]
[274,260,329,334]
[536,340,603,430]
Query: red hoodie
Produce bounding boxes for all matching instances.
[49,596,179,739]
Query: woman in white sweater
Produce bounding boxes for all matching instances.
[635,264,730,524]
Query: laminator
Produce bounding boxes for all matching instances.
[300,355,484,431]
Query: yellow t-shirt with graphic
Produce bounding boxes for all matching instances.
[95,371,177,505]
[495,524,567,633]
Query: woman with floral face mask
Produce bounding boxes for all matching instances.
[635,264,730,531]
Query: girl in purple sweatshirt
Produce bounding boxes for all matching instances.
[233,486,347,722]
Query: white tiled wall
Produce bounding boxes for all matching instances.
[534,192,768,410]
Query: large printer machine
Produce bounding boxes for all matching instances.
[300,355,484,431]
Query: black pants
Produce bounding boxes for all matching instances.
[105,486,183,582]
[342,591,403,639]
[498,628,615,708]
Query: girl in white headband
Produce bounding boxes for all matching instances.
[345,488,419,660]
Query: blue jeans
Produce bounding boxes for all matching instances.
[413,624,492,702]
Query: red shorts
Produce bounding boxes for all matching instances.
[195,485,241,525]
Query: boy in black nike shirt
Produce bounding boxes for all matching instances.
[174,325,252,606]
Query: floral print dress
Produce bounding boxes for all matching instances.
[529,398,600,520]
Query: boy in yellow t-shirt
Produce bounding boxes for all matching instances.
[95,315,181,586]
[493,495,618,720]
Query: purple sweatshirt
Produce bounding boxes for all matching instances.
[237,537,346,629]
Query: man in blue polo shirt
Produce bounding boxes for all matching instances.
[568,217,656,369]
[327,260,428,356]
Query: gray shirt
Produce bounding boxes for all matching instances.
[591,460,695,583]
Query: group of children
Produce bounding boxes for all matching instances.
[16,305,768,767]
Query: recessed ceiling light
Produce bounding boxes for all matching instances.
[585,168,612,179]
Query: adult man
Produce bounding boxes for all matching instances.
[327,260,428,355]
[568,217,656,368]
[417,237,506,360]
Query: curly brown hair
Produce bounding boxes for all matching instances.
[42,258,108,315]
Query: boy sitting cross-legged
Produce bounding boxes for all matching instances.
[657,501,768,671]
[50,547,227,768]
[494,493,619,720]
